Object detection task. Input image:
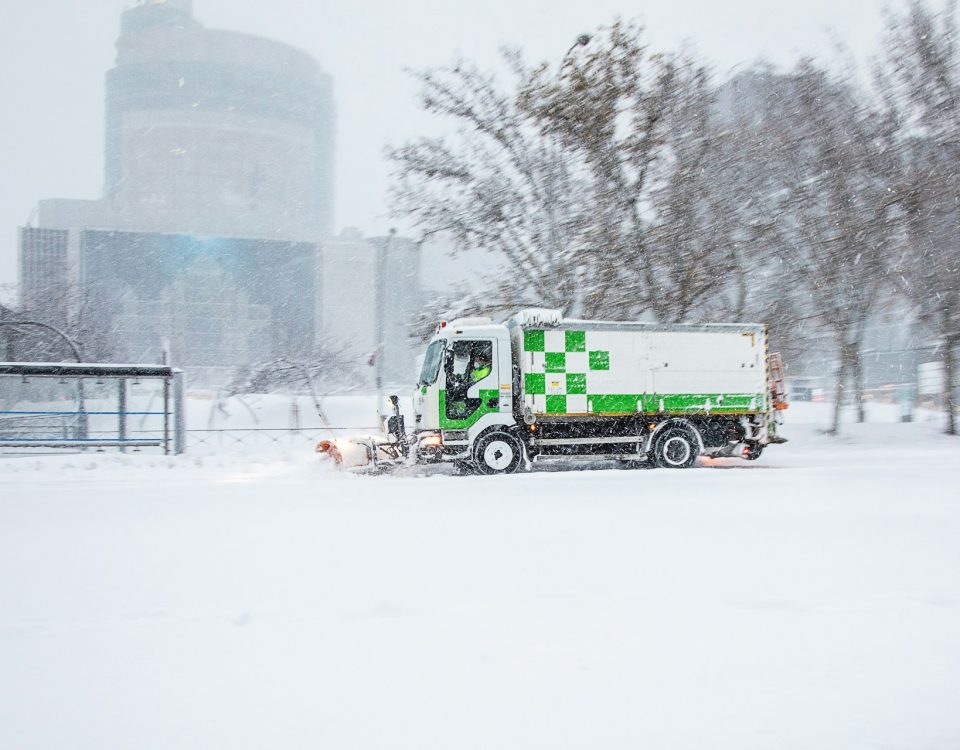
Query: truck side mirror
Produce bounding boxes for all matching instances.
[387,415,405,439]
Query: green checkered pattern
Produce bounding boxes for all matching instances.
[523,328,761,415]
[523,328,612,401]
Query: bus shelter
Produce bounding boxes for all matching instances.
[0,363,185,454]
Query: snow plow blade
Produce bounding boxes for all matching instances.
[316,395,408,472]
[316,436,405,472]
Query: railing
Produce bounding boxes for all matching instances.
[185,427,379,451]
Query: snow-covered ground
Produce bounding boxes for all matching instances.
[1,399,959,749]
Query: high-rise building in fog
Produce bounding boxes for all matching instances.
[36,0,334,240]
[19,1,420,386]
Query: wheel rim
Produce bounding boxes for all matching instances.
[483,439,515,471]
[662,436,691,466]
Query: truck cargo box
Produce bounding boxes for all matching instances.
[508,316,768,418]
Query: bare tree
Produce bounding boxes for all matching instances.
[880,0,960,434]
[0,296,22,360]
[408,285,489,343]
[228,338,363,395]
[520,21,739,322]
[12,281,115,363]
[391,23,743,323]
[388,53,595,314]
[765,61,900,433]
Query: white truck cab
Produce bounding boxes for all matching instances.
[413,317,519,468]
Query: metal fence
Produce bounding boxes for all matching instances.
[184,426,378,451]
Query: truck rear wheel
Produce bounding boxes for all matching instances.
[654,427,699,469]
[473,431,524,475]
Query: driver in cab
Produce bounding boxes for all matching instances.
[471,350,492,382]
[448,348,492,419]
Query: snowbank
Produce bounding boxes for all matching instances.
[1,401,959,749]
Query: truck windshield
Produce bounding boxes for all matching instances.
[419,339,446,386]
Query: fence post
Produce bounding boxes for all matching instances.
[163,376,170,456]
[77,378,88,442]
[118,378,127,452]
[173,370,186,455]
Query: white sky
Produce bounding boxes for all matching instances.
[0,0,895,291]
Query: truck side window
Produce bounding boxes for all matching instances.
[445,340,493,420]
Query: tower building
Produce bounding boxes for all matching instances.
[19,1,420,386]
[19,1,336,383]
[37,0,335,240]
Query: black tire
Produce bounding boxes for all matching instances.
[452,460,476,476]
[472,431,525,475]
[743,443,764,461]
[654,426,700,469]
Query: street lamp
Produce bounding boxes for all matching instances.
[567,33,592,55]
[559,33,591,318]
[0,320,88,439]
[562,33,591,65]
[0,320,82,362]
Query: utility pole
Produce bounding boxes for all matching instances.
[374,228,396,417]
[560,34,591,319]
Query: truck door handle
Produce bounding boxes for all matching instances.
[486,398,499,408]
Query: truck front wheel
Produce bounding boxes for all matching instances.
[743,443,764,461]
[654,427,700,469]
[473,431,524,475]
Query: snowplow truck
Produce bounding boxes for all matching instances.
[321,309,788,473]
[411,308,788,473]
